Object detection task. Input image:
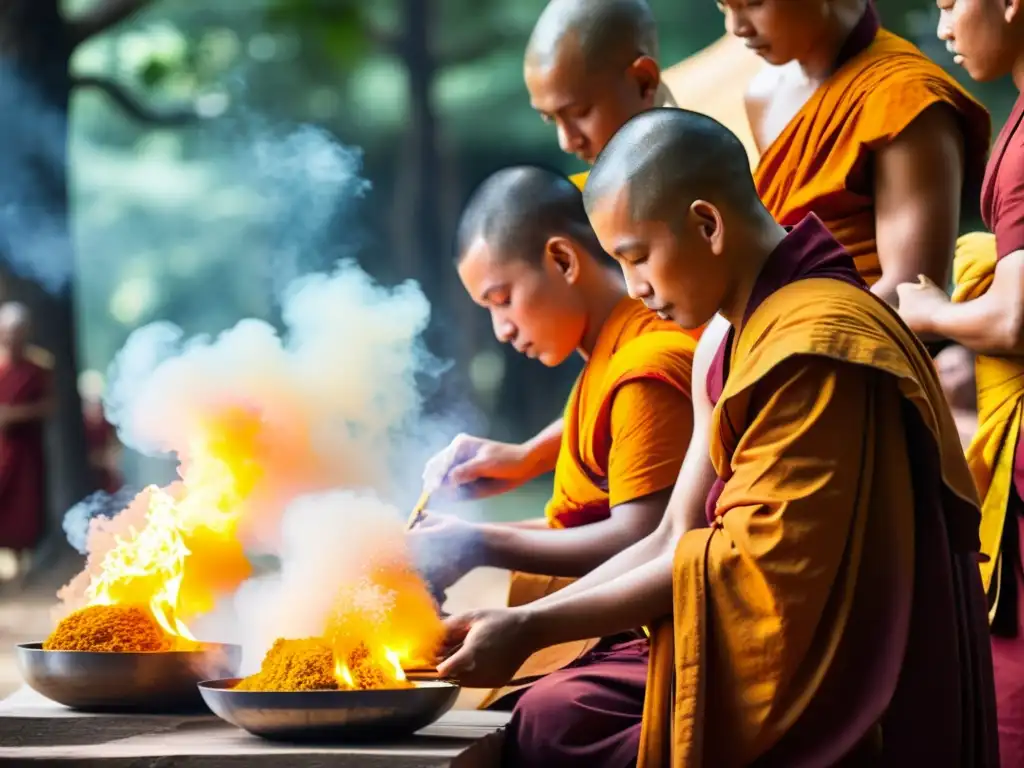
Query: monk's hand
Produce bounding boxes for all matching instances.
[895,275,950,335]
[422,434,532,501]
[407,513,483,597]
[436,608,534,688]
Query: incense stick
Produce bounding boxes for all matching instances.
[405,489,430,531]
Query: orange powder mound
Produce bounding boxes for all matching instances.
[43,605,173,652]
[235,637,415,692]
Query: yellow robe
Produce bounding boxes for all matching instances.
[642,279,987,766]
[952,232,1023,615]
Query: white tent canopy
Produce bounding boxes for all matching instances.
[661,34,763,168]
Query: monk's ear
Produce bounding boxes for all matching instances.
[689,200,725,254]
[1006,0,1022,23]
[545,236,582,284]
[628,56,662,106]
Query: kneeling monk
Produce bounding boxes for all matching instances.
[411,165,696,710]
[438,110,998,767]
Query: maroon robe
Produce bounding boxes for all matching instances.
[0,357,48,550]
[982,88,1024,767]
[704,215,997,765]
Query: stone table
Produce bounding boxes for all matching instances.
[0,686,510,766]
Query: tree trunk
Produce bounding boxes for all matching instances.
[0,0,94,575]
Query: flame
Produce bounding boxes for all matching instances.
[76,406,264,645]
[334,658,356,688]
[384,647,406,682]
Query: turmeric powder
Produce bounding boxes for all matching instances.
[235,637,414,692]
[43,604,173,652]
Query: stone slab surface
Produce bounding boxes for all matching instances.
[0,686,510,767]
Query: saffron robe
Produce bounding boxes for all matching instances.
[0,357,49,550]
[639,215,997,766]
[483,298,696,710]
[753,5,990,287]
[961,88,1024,768]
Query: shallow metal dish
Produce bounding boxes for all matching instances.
[197,677,460,742]
[16,641,241,713]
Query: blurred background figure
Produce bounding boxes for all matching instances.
[0,303,52,584]
[935,343,978,449]
[79,370,122,494]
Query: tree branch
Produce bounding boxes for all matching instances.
[67,0,156,48]
[72,76,199,126]
[439,30,518,67]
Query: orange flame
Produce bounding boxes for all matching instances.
[79,406,264,643]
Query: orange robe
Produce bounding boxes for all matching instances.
[485,297,697,711]
[640,215,997,766]
[754,7,990,287]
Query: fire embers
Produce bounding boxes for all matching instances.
[234,637,413,692]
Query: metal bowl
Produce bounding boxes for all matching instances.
[16,642,241,713]
[197,677,460,742]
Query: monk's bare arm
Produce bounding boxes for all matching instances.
[473,486,673,577]
[924,251,1024,354]
[522,418,564,476]
[872,103,965,306]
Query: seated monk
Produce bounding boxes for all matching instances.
[411,165,697,719]
[725,0,990,305]
[895,6,1024,762]
[0,302,53,580]
[438,109,998,767]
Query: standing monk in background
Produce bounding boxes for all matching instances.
[896,3,1024,762]
[0,302,52,581]
[728,0,990,305]
[422,0,683,504]
[413,166,696,727]
[438,109,998,768]
[524,0,671,189]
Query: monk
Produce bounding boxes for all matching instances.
[0,302,52,580]
[895,3,1024,762]
[422,0,702,502]
[726,0,990,305]
[411,165,696,709]
[438,109,998,767]
[524,0,672,189]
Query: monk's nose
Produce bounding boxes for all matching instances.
[725,9,754,39]
[557,122,582,154]
[936,11,953,42]
[493,316,516,344]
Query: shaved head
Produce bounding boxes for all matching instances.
[583,107,760,225]
[527,0,658,72]
[456,165,603,266]
[0,301,30,355]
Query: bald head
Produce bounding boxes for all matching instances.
[456,165,603,266]
[527,0,658,73]
[0,301,30,356]
[583,108,761,225]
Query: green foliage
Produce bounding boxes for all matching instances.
[265,0,369,66]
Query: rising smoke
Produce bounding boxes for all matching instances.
[59,122,462,665]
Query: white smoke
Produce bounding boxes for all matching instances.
[59,125,460,664]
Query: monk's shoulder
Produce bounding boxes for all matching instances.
[607,330,696,392]
[742,279,918,378]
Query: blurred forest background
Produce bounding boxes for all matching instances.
[1,0,1018,562]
